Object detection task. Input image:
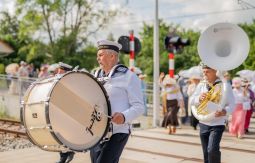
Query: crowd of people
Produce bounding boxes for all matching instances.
[7,61,37,94]
[158,65,254,163]
[6,61,66,95]
[157,68,255,138]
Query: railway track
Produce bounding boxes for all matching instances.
[0,118,254,154]
[0,118,26,137]
[0,118,254,162]
[132,134,255,154]
[0,118,21,125]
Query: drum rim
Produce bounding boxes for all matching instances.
[21,83,40,148]
[47,70,112,152]
[21,76,66,151]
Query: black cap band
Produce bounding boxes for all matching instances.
[98,45,119,53]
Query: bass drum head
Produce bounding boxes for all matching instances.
[48,71,111,151]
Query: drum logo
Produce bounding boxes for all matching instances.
[86,105,102,136]
[32,113,38,118]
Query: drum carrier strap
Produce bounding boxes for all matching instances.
[95,64,128,85]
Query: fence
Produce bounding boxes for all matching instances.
[0,74,36,119]
[0,74,160,120]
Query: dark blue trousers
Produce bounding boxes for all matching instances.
[90,133,129,163]
[199,123,225,163]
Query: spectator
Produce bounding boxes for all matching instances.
[161,75,184,134]
[229,77,249,139]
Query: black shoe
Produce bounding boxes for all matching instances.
[55,158,67,163]
[56,152,68,163]
[245,129,249,134]
[65,152,75,163]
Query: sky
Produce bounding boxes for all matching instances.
[101,0,255,40]
[0,0,255,42]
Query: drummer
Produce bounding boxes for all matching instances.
[51,62,75,163]
[91,40,144,163]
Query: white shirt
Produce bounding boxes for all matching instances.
[18,66,29,77]
[189,79,235,126]
[249,82,255,96]
[162,85,183,103]
[187,83,198,97]
[232,88,250,104]
[97,66,144,134]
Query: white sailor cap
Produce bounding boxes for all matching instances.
[97,40,122,53]
[48,63,59,72]
[163,75,177,85]
[58,62,73,71]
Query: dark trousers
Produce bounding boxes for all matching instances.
[90,133,129,163]
[199,123,225,163]
[190,112,199,129]
[58,151,75,163]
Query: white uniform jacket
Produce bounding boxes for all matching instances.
[95,65,144,134]
[189,79,235,126]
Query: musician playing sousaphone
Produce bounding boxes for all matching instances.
[189,63,235,163]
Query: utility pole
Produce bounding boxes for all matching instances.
[153,0,160,127]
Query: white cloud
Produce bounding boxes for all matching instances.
[0,0,15,15]
[99,0,255,40]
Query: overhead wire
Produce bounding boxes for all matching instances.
[109,7,255,26]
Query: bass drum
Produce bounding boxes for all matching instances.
[21,71,111,152]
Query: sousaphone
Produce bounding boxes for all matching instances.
[191,22,250,121]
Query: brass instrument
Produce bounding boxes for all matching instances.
[191,22,249,122]
[197,83,222,115]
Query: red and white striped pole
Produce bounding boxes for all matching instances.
[169,53,174,78]
[129,30,135,72]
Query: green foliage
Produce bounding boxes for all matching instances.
[15,0,118,61]
[1,2,255,78]
[0,64,5,74]
[136,20,255,81]
[136,21,201,81]
[0,109,7,118]
[0,105,12,119]
[67,45,98,71]
[0,11,32,67]
[230,21,255,77]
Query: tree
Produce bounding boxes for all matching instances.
[136,21,201,81]
[0,11,34,66]
[15,0,119,66]
[135,20,255,81]
[232,21,255,75]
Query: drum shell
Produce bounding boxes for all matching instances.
[21,71,111,152]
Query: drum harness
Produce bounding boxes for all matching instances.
[95,64,132,143]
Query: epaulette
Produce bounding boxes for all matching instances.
[108,64,128,78]
[95,64,128,85]
[115,64,128,73]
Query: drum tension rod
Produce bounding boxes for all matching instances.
[23,100,49,106]
[29,125,51,130]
